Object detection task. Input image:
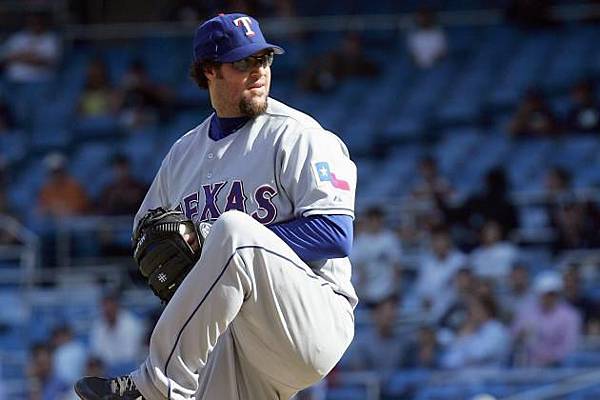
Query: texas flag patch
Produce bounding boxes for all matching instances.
[314,162,350,191]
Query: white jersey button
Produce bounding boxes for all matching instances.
[208,153,214,159]
[207,172,212,178]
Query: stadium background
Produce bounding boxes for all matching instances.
[0,0,600,399]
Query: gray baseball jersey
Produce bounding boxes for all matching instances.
[135,97,358,308]
[131,98,358,399]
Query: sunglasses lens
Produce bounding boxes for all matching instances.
[233,59,251,71]
[265,53,274,66]
[232,52,274,72]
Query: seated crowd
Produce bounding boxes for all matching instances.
[345,163,600,397]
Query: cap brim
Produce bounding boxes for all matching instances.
[219,43,285,63]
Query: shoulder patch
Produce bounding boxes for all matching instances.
[314,161,350,191]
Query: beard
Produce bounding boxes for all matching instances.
[239,94,268,117]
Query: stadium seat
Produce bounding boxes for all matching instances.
[73,115,120,138]
[70,141,115,198]
[564,351,600,368]
[326,386,367,400]
[0,130,26,163]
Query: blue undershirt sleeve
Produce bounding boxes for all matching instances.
[267,214,353,263]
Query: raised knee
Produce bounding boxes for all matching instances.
[211,210,257,239]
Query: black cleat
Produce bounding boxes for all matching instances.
[74,375,144,400]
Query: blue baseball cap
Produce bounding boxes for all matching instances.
[193,13,285,63]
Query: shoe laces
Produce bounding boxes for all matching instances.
[110,375,137,396]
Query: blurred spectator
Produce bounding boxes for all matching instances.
[0,12,60,83]
[475,277,497,300]
[37,153,90,218]
[470,220,519,281]
[97,154,147,215]
[542,167,600,250]
[351,206,402,306]
[442,296,510,369]
[512,271,581,367]
[567,79,600,133]
[84,356,106,377]
[438,268,477,332]
[346,295,405,377]
[26,342,70,400]
[299,32,379,93]
[406,8,448,69]
[500,263,534,321]
[0,159,21,245]
[544,166,573,203]
[509,88,560,137]
[117,59,173,129]
[49,324,87,386]
[563,266,600,335]
[403,325,441,369]
[411,225,467,317]
[411,155,454,205]
[552,198,600,251]
[0,96,14,133]
[89,291,145,369]
[436,167,519,247]
[77,58,118,118]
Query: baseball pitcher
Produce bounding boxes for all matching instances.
[75,12,357,400]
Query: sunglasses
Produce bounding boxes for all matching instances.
[231,52,274,72]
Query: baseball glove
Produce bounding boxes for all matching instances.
[132,207,208,303]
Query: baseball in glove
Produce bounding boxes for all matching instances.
[132,207,209,303]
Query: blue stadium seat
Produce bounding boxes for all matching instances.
[0,350,27,380]
[551,135,600,173]
[101,44,140,83]
[0,129,26,163]
[506,138,554,191]
[568,386,600,400]
[0,290,27,326]
[415,385,470,400]
[73,115,120,138]
[140,37,190,85]
[381,115,424,141]
[8,81,55,128]
[27,98,74,150]
[8,159,46,215]
[339,118,377,154]
[326,385,368,400]
[385,369,431,397]
[354,159,378,201]
[70,141,114,198]
[438,27,517,123]
[564,351,600,368]
[119,127,159,181]
[55,49,91,105]
[518,248,553,275]
[543,26,598,89]
[489,31,556,108]
[175,81,211,107]
[435,127,483,173]
[398,61,458,118]
[29,127,71,150]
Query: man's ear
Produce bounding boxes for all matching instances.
[204,64,219,82]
